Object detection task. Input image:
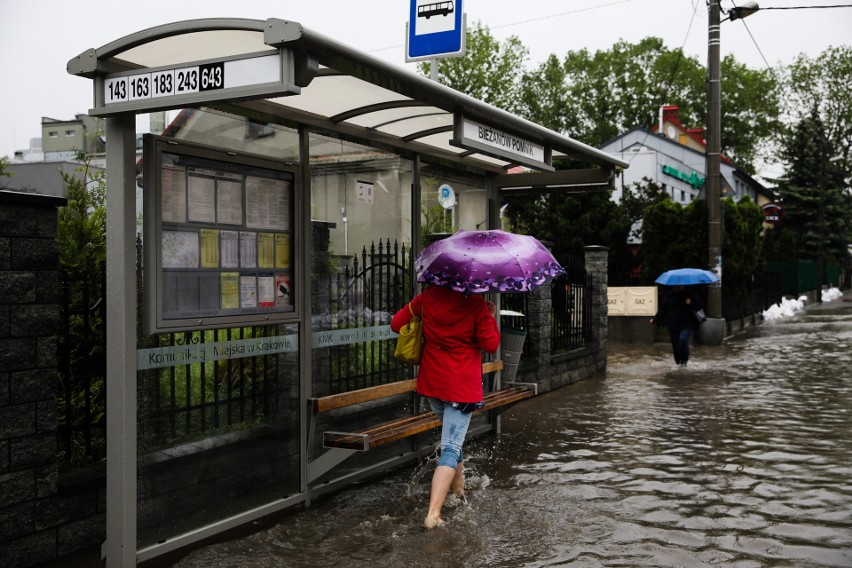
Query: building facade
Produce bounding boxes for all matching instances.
[601,105,773,209]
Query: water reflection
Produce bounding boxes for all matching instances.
[173,305,852,568]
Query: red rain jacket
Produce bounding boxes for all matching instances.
[391,286,500,403]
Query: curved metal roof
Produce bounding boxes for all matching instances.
[68,18,628,173]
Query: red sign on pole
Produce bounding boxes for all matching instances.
[762,202,784,223]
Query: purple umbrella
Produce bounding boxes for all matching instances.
[415,230,565,294]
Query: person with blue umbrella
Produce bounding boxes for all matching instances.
[650,268,717,367]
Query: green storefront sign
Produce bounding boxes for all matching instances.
[662,164,705,189]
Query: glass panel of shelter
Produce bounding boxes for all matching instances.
[136,108,302,548]
[309,133,415,398]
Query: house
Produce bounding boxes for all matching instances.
[601,105,774,209]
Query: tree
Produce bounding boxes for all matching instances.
[419,22,528,111]
[517,54,570,133]
[527,37,706,146]
[781,46,852,164]
[0,155,13,188]
[504,189,634,274]
[55,145,108,469]
[516,39,779,173]
[721,196,766,310]
[640,199,706,281]
[641,196,765,311]
[773,109,851,266]
[719,55,782,174]
[57,148,106,279]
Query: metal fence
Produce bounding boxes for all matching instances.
[610,267,787,323]
[138,326,283,451]
[323,239,413,395]
[58,267,107,469]
[551,255,593,353]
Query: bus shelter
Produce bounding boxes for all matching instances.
[67,17,627,566]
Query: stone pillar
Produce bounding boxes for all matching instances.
[584,245,609,372]
[523,283,550,384]
[0,190,66,567]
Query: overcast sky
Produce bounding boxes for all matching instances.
[1,0,850,159]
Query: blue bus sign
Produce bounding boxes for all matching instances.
[406,0,465,62]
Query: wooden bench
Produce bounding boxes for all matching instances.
[310,361,536,452]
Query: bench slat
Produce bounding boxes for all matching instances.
[323,385,535,450]
[312,361,504,414]
[313,379,417,413]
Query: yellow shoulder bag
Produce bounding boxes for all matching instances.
[394,303,422,365]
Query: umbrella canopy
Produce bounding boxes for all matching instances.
[655,268,719,286]
[415,230,564,294]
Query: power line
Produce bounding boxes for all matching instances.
[490,0,639,31]
[739,19,775,71]
[755,4,852,10]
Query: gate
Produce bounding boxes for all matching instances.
[321,238,413,395]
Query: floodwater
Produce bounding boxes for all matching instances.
[172,300,852,568]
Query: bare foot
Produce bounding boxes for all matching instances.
[424,515,445,530]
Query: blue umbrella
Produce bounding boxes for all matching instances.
[655,268,719,286]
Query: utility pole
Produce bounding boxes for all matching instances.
[707,0,723,318]
[703,0,725,345]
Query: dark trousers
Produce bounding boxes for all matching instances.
[667,327,693,365]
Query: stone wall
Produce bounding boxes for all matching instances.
[0,190,106,568]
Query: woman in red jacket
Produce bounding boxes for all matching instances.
[391,285,500,529]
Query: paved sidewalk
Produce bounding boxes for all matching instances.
[803,287,852,313]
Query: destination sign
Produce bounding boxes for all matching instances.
[453,116,550,170]
[96,52,291,115]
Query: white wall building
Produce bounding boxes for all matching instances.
[601,105,773,208]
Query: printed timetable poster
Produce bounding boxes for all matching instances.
[148,136,297,332]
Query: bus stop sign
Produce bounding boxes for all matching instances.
[406,0,465,61]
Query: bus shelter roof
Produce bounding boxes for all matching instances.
[68,17,628,175]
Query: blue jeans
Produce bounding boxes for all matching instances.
[668,327,693,364]
[427,398,472,468]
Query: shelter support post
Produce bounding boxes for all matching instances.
[104,114,138,567]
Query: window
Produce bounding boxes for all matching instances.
[65,130,76,137]
[48,131,58,138]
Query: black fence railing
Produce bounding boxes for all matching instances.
[323,239,412,395]
[551,255,593,353]
[610,267,786,323]
[138,325,283,450]
[58,266,107,469]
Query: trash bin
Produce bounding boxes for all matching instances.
[500,326,527,383]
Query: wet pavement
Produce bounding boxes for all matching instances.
[162,296,852,567]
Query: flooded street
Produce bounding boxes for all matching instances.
[172,301,852,568]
